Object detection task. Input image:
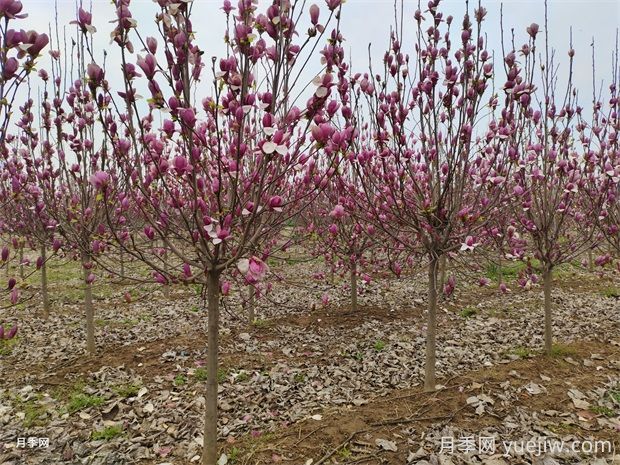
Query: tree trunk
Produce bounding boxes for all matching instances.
[543,267,553,355]
[163,245,170,299]
[119,247,125,281]
[350,259,358,312]
[18,245,24,280]
[587,249,593,272]
[247,285,255,324]
[438,254,447,297]
[497,254,504,286]
[202,270,221,465]
[41,243,50,319]
[82,254,95,355]
[424,256,439,392]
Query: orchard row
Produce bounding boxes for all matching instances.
[0,1,618,464]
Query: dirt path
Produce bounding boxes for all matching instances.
[1,267,618,465]
[226,341,620,465]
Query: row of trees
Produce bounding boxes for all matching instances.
[1,0,618,463]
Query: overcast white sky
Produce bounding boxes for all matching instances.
[16,0,620,118]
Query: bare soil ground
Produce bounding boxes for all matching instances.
[0,260,619,465]
[234,340,620,465]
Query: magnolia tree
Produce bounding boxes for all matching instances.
[0,0,49,144]
[0,146,21,288]
[303,160,380,312]
[507,6,607,355]
[597,90,620,260]
[17,23,123,353]
[0,139,56,318]
[579,63,620,264]
[350,0,528,391]
[81,1,348,462]
[0,195,20,306]
[478,203,519,288]
[0,0,49,307]
[301,73,405,311]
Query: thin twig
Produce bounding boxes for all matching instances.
[293,426,322,447]
[314,430,369,465]
[370,413,454,427]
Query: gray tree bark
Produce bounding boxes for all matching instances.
[424,256,439,392]
[41,243,50,319]
[82,253,95,355]
[202,270,221,465]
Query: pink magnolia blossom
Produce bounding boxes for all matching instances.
[153,272,167,285]
[137,54,157,80]
[2,57,18,79]
[393,263,402,277]
[89,171,109,191]
[5,324,17,339]
[309,4,320,25]
[204,223,231,245]
[595,254,612,267]
[221,1,234,14]
[172,156,190,175]
[460,236,479,252]
[144,226,156,241]
[179,108,196,127]
[238,257,269,284]
[10,288,19,304]
[329,204,345,219]
[443,275,456,297]
[268,196,283,212]
[21,31,49,57]
[0,0,26,19]
[71,7,96,33]
[326,0,342,11]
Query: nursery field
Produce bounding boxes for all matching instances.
[2,0,620,464]
[1,257,619,465]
